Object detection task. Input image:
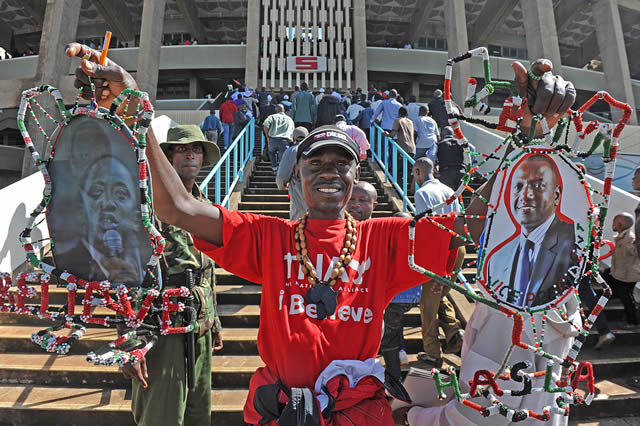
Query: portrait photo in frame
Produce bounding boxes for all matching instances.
[47,116,153,287]
[480,146,590,310]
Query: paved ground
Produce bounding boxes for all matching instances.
[570,417,640,425]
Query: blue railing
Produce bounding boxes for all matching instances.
[369,123,416,213]
[199,117,255,208]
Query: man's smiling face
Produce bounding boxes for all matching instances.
[296,146,360,219]
[511,156,561,234]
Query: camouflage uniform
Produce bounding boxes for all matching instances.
[131,185,221,426]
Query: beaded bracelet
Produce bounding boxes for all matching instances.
[528,64,544,81]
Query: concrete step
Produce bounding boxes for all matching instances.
[243,187,288,195]
[216,284,262,305]
[578,347,640,381]
[218,305,261,327]
[26,278,261,306]
[216,269,260,286]
[237,201,297,210]
[250,171,376,180]
[587,326,640,346]
[0,325,121,355]
[571,377,640,419]
[2,303,456,330]
[569,417,640,425]
[253,166,276,173]
[0,325,259,355]
[0,384,247,425]
[240,194,292,202]
[0,353,264,389]
[250,182,285,189]
[402,322,640,354]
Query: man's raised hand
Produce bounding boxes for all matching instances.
[512,59,576,134]
[65,43,137,108]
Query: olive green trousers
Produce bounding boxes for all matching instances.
[132,330,212,426]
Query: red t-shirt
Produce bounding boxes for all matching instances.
[219,100,238,123]
[194,207,456,389]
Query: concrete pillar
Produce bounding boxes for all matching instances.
[189,75,201,99]
[411,79,420,101]
[0,24,12,50]
[592,0,638,125]
[444,0,470,107]
[244,0,260,90]
[136,0,166,104]
[34,0,81,86]
[352,0,368,91]
[23,0,81,178]
[521,0,562,72]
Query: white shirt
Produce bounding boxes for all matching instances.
[346,103,364,121]
[415,116,440,149]
[407,103,421,125]
[414,178,460,215]
[370,99,382,117]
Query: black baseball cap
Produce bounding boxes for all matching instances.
[296,127,360,164]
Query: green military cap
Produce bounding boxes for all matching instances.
[160,124,221,167]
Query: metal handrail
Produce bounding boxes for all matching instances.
[369,123,416,213]
[199,117,255,208]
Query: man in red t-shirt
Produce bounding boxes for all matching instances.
[219,96,238,150]
[66,42,574,425]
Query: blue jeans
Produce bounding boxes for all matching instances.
[222,123,235,148]
[268,137,289,171]
[415,144,438,164]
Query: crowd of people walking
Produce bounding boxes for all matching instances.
[202,82,463,193]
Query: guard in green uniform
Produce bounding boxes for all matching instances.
[121,125,223,425]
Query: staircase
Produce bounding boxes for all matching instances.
[1,131,639,424]
[239,157,394,218]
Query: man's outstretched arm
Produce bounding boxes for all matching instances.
[65,42,224,246]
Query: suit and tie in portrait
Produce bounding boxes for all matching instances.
[486,154,578,308]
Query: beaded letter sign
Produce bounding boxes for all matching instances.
[406,48,633,422]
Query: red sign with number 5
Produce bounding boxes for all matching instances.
[286,56,327,72]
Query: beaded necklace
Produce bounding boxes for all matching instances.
[294,211,357,319]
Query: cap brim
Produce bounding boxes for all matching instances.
[301,140,359,163]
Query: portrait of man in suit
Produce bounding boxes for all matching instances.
[48,117,151,287]
[487,153,577,308]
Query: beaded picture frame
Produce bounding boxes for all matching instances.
[1,82,198,365]
[406,47,633,422]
